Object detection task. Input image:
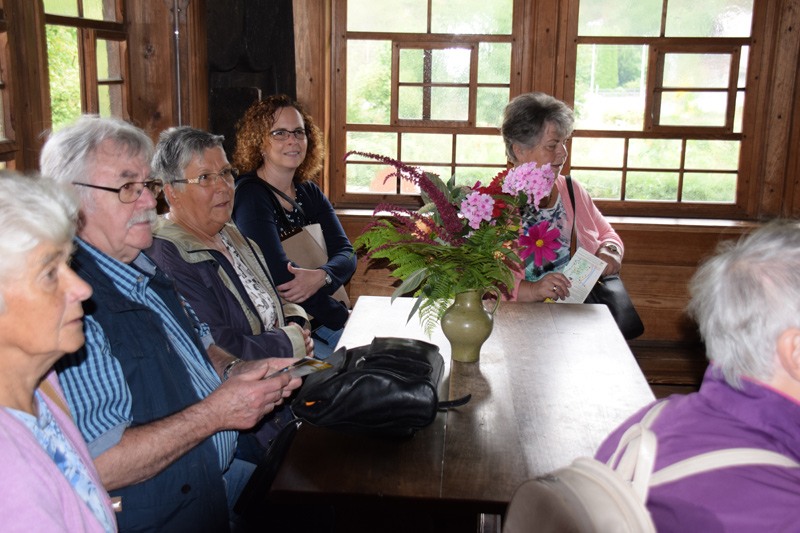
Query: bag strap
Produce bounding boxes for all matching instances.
[235,176,299,233]
[265,181,307,218]
[649,448,800,487]
[565,175,577,257]
[38,378,73,420]
[438,394,472,410]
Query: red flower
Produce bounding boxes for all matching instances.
[519,221,560,266]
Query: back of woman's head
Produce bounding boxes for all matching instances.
[687,219,800,387]
[232,95,323,182]
[0,171,79,312]
[500,93,574,164]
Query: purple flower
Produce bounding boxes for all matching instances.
[501,162,556,210]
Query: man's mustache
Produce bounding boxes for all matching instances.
[127,209,157,228]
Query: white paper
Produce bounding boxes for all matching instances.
[557,247,607,304]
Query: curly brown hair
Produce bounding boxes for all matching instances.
[232,94,324,182]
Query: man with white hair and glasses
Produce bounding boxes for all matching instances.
[40,115,301,532]
[595,220,800,532]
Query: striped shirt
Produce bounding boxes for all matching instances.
[57,239,236,472]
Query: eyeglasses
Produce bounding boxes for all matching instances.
[173,167,239,187]
[269,129,307,141]
[74,180,164,203]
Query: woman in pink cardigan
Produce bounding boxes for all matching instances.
[0,173,116,532]
[501,92,624,302]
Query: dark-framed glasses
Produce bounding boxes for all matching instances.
[269,129,307,141]
[74,180,163,203]
[174,167,239,187]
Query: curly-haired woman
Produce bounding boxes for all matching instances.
[232,95,356,358]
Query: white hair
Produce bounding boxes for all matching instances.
[0,171,79,313]
[39,115,154,209]
[686,219,800,388]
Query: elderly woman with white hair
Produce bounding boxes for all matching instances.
[594,220,800,532]
[0,172,116,531]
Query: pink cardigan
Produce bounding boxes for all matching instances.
[0,370,116,532]
[507,174,623,300]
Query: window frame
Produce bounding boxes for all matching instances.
[330,0,524,208]
[562,0,765,219]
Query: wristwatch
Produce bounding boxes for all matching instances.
[324,272,333,286]
[600,242,621,255]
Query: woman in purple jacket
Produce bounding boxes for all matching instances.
[0,172,116,532]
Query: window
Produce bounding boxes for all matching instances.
[0,3,17,168]
[333,0,522,205]
[44,0,128,131]
[567,0,756,216]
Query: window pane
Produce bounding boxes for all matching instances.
[432,48,470,84]
[626,171,679,200]
[46,25,82,132]
[431,87,468,120]
[98,84,122,117]
[571,138,624,168]
[478,43,511,84]
[574,44,647,131]
[84,0,119,21]
[577,0,661,37]
[430,0,512,35]
[398,86,422,119]
[665,0,753,38]
[628,139,682,169]
[399,49,424,83]
[733,90,744,133]
[455,134,505,164]
[663,53,731,89]
[739,46,749,87]
[476,87,509,127]
[347,131,398,160]
[659,91,728,127]
[682,172,736,202]
[401,133,452,162]
[346,163,407,193]
[685,140,739,170]
[453,166,505,187]
[44,0,78,16]
[347,0,427,33]
[578,170,622,200]
[97,39,122,80]
[347,40,391,125]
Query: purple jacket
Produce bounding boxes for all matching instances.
[0,371,116,532]
[595,365,800,532]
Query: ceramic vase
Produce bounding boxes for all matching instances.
[440,288,500,363]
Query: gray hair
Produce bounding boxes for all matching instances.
[151,126,225,205]
[500,92,575,164]
[0,171,79,313]
[39,115,154,208]
[686,219,800,388]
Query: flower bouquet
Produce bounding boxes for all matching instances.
[348,151,559,335]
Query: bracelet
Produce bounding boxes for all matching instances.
[222,359,243,382]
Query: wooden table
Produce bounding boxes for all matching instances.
[269,296,655,530]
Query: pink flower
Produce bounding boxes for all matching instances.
[501,162,555,210]
[460,191,495,229]
[519,221,560,266]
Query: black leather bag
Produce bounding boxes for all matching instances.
[290,337,469,437]
[585,274,645,340]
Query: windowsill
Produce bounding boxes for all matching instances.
[335,208,761,230]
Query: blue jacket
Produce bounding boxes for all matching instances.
[66,244,232,533]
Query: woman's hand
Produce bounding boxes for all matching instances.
[277,263,327,303]
[596,248,622,276]
[517,273,571,302]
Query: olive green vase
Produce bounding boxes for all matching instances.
[440,288,500,363]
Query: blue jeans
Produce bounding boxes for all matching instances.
[311,325,344,359]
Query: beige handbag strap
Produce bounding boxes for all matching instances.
[38,378,73,420]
